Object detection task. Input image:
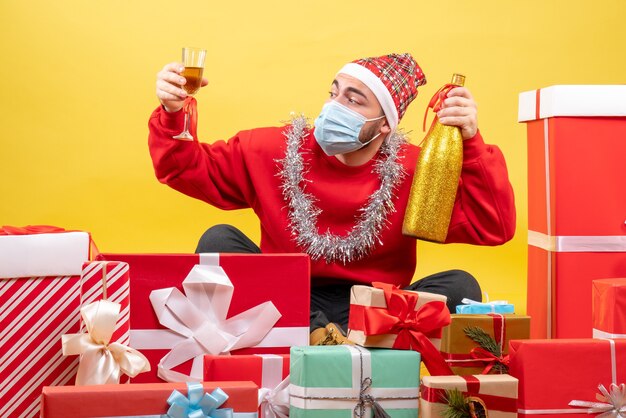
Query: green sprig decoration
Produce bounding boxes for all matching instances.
[443,388,471,418]
[463,326,508,373]
[443,389,488,418]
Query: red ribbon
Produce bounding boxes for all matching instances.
[422,83,456,131]
[442,313,509,374]
[469,347,510,374]
[0,225,67,235]
[420,375,517,413]
[183,96,198,140]
[349,282,453,376]
[489,313,506,347]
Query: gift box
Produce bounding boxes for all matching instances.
[0,226,90,278]
[204,354,289,390]
[440,314,530,375]
[96,253,310,383]
[204,354,290,416]
[593,278,626,338]
[420,374,518,418]
[455,299,515,314]
[40,381,259,417]
[509,338,626,416]
[290,345,420,418]
[527,245,626,339]
[519,85,626,338]
[0,227,92,418]
[347,282,452,376]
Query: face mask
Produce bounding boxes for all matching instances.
[313,101,385,156]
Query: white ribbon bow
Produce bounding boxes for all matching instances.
[569,384,626,417]
[62,300,151,385]
[150,263,282,382]
[259,376,291,418]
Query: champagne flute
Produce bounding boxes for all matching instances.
[173,47,207,140]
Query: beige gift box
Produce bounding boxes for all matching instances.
[347,285,447,349]
[420,374,518,418]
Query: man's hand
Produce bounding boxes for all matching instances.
[156,62,209,113]
[436,87,478,140]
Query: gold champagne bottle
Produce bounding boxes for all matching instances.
[402,73,465,242]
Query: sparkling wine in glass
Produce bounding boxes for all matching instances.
[173,47,207,140]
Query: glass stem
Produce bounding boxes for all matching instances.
[183,110,190,134]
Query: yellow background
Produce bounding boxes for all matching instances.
[2,1,625,314]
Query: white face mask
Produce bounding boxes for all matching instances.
[313,101,385,156]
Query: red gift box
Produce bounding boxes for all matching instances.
[0,229,92,418]
[593,278,626,338]
[519,85,626,338]
[204,354,290,415]
[40,381,258,417]
[527,247,626,339]
[509,338,626,417]
[97,253,310,383]
[204,354,289,390]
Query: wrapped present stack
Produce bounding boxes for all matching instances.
[518,85,626,339]
[505,84,626,417]
[0,226,89,417]
[6,92,626,418]
[1,225,321,417]
[440,299,530,376]
[343,283,524,416]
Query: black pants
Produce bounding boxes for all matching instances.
[196,224,482,332]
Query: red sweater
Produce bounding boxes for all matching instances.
[148,107,515,288]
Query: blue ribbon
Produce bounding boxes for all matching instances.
[166,383,234,418]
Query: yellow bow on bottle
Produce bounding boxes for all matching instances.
[62,300,150,385]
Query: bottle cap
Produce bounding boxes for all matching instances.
[451,73,465,86]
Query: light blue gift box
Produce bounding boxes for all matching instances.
[290,345,420,418]
[455,299,515,314]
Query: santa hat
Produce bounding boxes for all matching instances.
[338,53,426,130]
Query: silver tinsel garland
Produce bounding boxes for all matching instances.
[277,115,407,264]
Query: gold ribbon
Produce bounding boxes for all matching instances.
[569,384,626,417]
[62,300,150,385]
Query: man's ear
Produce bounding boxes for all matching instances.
[380,117,391,134]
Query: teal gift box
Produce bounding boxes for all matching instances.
[290,345,420,418]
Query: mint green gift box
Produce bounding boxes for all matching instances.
[289,345,420,418]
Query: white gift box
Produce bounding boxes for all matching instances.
[0,231,91,278]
